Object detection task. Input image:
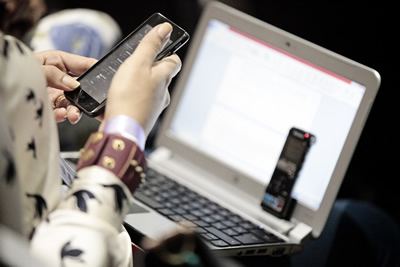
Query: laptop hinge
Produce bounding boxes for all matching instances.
[287,222,312,244]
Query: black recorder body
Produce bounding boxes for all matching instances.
[261,127,315,219]
[65,13,189,117]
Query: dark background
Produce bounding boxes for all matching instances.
[46,0,396,226]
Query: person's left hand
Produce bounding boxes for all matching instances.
[35,50,97,124]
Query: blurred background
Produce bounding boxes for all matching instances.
[38,1,395,225]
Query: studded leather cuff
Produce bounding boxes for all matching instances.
[76,132,147,194]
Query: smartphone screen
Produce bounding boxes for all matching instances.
[81,25,155,105]
[65,13,189,117]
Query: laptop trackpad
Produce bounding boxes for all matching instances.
[125,201,181,241]
[128,202,150,214]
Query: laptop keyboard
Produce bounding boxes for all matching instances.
[133,168,284,248]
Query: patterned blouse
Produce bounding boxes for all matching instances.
[0,32,134,266]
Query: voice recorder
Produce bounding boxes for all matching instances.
[261,127,315,219]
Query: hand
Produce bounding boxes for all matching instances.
[102,22,182,136]
[34,50,97,124]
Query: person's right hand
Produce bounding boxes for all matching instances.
[101,22,182,136]
[34,50,97,124]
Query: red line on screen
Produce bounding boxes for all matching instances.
[229,27,352,84]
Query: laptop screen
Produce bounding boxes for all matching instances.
[166,19,366,211]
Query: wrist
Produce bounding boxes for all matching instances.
[103,114,146,150]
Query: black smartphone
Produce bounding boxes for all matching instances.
[65,13,190,117]
[261,127,315,219]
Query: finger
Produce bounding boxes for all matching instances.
[66,105,82,124]
[58,51,97,75]
[48,87,63,104]
[35,50,97,75]
[53,105,82,124]
[54,108,68,123]
[43,65,81,91]
[53,93,71,109]
[154,54,182,79]
[53,95,82,124]
[95,113,104,123]
[127,23,173,68]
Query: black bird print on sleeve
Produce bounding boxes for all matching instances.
[1,149,16,184]
[14,39,25,54]
[68,190,100,213]
[35,100,44,127]
[61,241,85,267]
[25,88,44,127]
[26,89,36,103]
[2,38,9,58]
[27,137,37,159]
[2,37,26,59]
[26,193,47,219]
[29,227,36,240]
[102,184,128,214]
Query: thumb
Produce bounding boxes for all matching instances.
[128,22,173,68]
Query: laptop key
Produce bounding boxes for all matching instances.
[178,220,197,228]
[195,227,207,234]
[210,214,225,221]
[157,208,175,216]
[171,207,187,215]
[190,210,205,217]
[232,226,248,234]
[168,215,185,222]
[182,214,198,221]
[223,228,239,236]
[251,229,284,243]
[211,240,229,247]
[153,195,164,203]
[193,220,209,228]
[230,215,244,224]
[241,221,257,230]
[221,220,236,228]
[201,233,218,241]
[233,233,265,245]
[133,191,163,209]
[169,198,182,205]
[201,208,214,215]
[205,227,241,246]
[213,222,228,230]
[202,216,218,224]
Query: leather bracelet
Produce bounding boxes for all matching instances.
[76,132,147,194]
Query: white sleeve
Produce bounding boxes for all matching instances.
[31,167,135,267]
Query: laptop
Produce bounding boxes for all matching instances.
[123,1,381,257]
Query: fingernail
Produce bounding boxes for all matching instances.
[62,76,80,89]
[73,111,82,124]
[157,23,172,40]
